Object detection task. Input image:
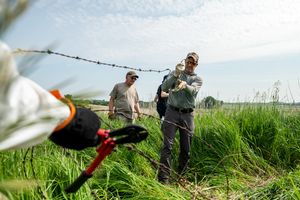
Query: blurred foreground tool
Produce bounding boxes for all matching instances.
[65,125,148,193]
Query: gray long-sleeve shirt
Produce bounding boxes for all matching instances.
[162,71,203,109]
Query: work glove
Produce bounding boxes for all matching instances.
[0,42,70,151]
[172,80,187,92]
[49,107,101,150]
[0,41,101,151]
[174,63,184,77]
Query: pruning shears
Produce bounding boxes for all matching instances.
[65,125,148,193]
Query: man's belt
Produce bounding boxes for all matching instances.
[169,105,193,113]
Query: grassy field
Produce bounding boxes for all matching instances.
[1,104,300,199]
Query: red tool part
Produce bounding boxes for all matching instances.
[65,125,148,193]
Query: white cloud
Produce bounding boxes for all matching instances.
[35,0,300,65]
[16,0,300,102]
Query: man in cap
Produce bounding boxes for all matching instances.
[108,71,141,124]
[157,52,203,184]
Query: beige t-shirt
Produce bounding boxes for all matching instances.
[109,82,139,119]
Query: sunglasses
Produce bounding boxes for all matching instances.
[131,76,138,81]
[186,60,197,66]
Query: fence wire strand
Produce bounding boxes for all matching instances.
[13,48,171,73]
[95,109,231,200]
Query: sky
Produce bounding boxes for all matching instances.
[3,0,300,102]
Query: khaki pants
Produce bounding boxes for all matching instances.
[116,113,134,124]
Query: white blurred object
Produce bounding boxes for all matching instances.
[0,41,70,151]
[160,116,165,124]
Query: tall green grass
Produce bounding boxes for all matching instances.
[1,104,300,199]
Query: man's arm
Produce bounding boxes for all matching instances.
[134,102,141,118]
[161,72,177,92]
[185,76,203,96]
[108,96,115,116]
[154,94,158,102]
[161,91,169,98]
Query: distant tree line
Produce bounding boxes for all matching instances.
[197,96,224,109]
[65,94,108,108]
[65,94,299,110]
[65,94,225,109]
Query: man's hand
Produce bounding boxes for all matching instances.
[108,112,116,120]
[174,63,184,77]
[137,113,142,120]
[172,80,187,92]
[177,80,187,90]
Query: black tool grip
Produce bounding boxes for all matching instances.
[65,171,93,193]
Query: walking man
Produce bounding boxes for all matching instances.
[158,52,203,184]
[108,71,141,124]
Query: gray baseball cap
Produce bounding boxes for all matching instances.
[186,52,199,63]
[126,71,139,78]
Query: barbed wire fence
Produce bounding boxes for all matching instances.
[15,48,232,199]
[95,109,230,200]
[13,49,171,73]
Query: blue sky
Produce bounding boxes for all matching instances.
[4,0,300,102]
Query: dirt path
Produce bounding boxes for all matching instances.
[89,104,158,117]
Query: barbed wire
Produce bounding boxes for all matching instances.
[92,109,194,135]
[94,108,231,199]
[13,49,171,73]
[22,147,47,199]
